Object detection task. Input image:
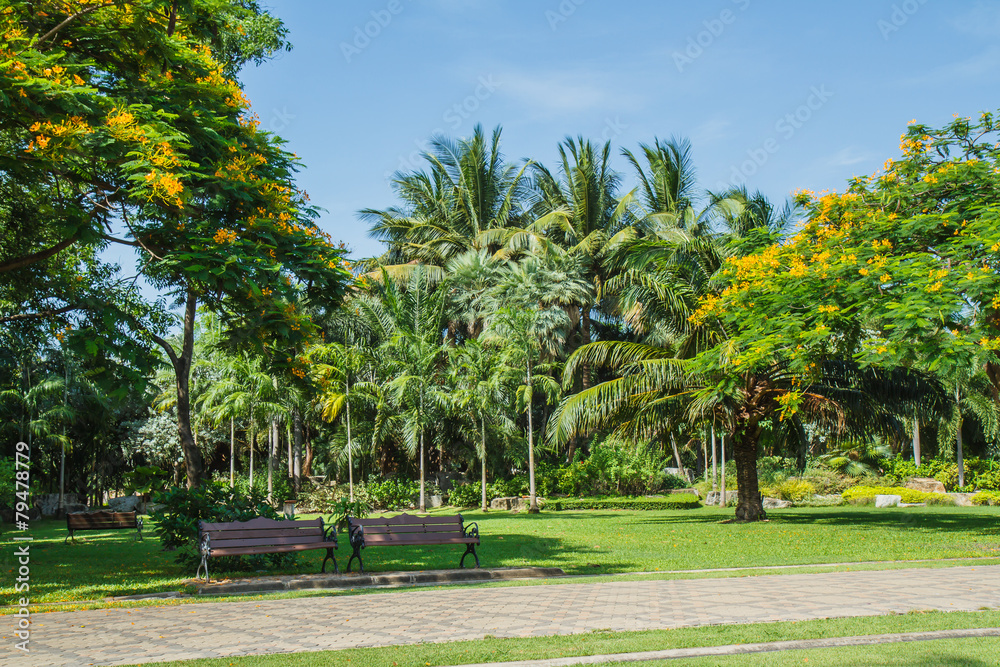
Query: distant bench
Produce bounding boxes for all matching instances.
[345,513,480,573]
[196,517,338,581]
[66,511,142,543]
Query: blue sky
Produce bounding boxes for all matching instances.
[237,0,999,260]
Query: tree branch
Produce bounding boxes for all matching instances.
[0,305,80,324]
[0,233,81,273]
[35,2,118,47]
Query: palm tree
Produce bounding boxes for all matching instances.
[357,266,449,511]
[361,125,531,273]
[448,339,511,511]
[483,306,566,513]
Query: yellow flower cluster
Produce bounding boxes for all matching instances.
[817,305,839,314]
[213,228,238,244]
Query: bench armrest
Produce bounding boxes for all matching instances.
[199,531,211,555]
[348,522,365,549]
[463,522,479,539]
[321,518,337,545]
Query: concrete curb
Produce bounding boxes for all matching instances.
[194,566,566,595]
[443,628,1000,666]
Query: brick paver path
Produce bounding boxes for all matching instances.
[6,565,999,666]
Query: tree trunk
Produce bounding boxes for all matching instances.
[293,408,303,495]
[346,391,354,502]
[719,433,726,507]
[669,432,686,480]
[229,417,235,487]
[267,417,276,502]
[303,422,314,479]
[174,289,204,488]
[956,385,964,488]
[526,362,539,513]
[480,415,488,512]
[419,428,426,512]
[912,416,921,467]
[732,422,766,522]
[711,424,717,492]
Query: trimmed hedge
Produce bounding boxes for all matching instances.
[841,485,954,505]
[971,490,1000,506]
[550,494,702,511]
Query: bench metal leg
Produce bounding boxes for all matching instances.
[136,518,143,541]
[321,547,339,574]
[460,543,480,568]
[345,545,364,574]
[195,554,209,582]
[65,529,73,545]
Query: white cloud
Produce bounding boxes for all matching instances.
[827,146,875,168]
[951,2,1000,37]
[493,68,642,118]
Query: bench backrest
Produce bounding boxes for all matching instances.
[199,516,332,550]
[67,511,137,529]
[349,512,465,539]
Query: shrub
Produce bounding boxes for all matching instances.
[661,473,691,490]
[773,479,817,502]
[448,482,489,508]
[366,476,420,510]
[151,482,291,569]
[971,490,1000,506]
[550,495,701,511]
[800,467,852,494]
[841,485,954,505]
[328,497,371,532]
[490,475,528,498]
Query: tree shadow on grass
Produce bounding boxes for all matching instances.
[630,507,1000,536]
[351,533,638,576]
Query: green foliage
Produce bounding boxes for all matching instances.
[0,458,16,508]
[555,439,673,497]
[123,465,169,496]
[841,485,954,505]
[220,471,294,505]
[761,479,817,502]
[448,482,490,508]
[151,482,286,568]
[971,490,1000,506]
[879,456,1000,491]
[327,497,372,532]
[489,476,528,498]
[366,476,420,510]
[550,495,702,511]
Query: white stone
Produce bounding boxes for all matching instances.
[875,494,902,508]
[108,495,143,512]
[762,497,792,509]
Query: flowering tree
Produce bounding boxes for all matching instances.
[686,112,999,516]
[0,1,351,485]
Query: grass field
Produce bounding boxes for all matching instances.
[122,610,1000,666]
[3,504,999,606]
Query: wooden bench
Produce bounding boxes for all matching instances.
[66,511,142,543]
[345,513,480,573]
[196,517,337,581]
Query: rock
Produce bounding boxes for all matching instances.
[947,492,975,507]
[763,497,792,509]
[429,494,444,508]
[705,490,738,506]
[898,502,926,507]
[108,495,142,513]
[905,477,946,494]
[875,494,902,508]
[664,467,693,482]
[489,496,545,511]
[35,493,82,516]
[490,496,519,511]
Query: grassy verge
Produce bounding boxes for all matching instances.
[122,610,1000,666]
[3,504,998,606]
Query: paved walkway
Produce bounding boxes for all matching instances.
[5,565,1000,666]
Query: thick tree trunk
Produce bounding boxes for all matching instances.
[174,289,204,488]
[912,416,921,467]
[303,422,313,478]
[419,428,426,512]
[732,423,766,522]
[481,416,488,512]
[956,385,964,487]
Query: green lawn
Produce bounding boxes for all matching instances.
[125,611,1000,666]
[3,504,999,606]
